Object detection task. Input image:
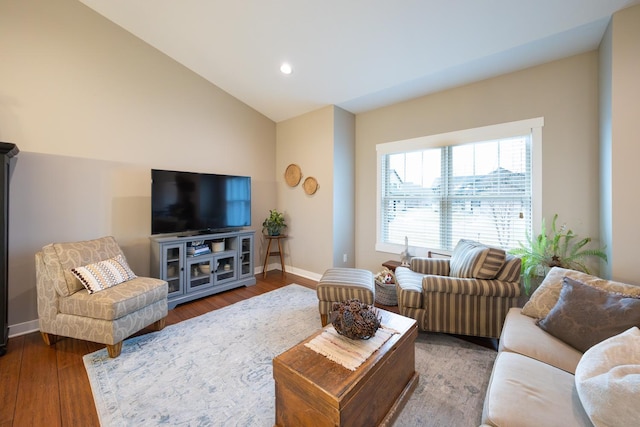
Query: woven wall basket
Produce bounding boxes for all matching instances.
[284,164,302,187]
[302,177,319,195]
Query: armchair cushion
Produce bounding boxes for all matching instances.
[449,239,506,279]
[59,276,168,321]
[71,254,137,294]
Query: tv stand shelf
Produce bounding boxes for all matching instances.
[150,230,256,309]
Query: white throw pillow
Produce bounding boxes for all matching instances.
[575,326,640,427]
[71,254,137,294]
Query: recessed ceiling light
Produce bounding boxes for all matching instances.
[280,63,293,75]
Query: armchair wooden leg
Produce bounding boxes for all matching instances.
[320,314,328,327]
[152,317,166,331]
[107,342,123,358]
[41,332,57,346]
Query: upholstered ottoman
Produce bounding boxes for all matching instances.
[317,268,375,326]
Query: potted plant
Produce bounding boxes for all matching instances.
[510,214,607,295]
[262,209,287,236]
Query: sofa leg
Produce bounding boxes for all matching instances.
[107,342,123,358]
[40,332,57,346]
[152,317,166,331]
[320,314,328,327]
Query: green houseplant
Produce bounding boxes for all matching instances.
[262,209,287,236]
[510,214,607,294]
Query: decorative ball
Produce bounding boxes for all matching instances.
[329,299,381,340]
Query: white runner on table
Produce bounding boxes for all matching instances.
[304,325,397,371]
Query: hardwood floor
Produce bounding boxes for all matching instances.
[0,271,319,427]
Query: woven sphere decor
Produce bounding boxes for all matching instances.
[329,299,382,340]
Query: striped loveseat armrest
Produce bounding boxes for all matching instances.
[409,256,450,275]
[394,266,426,325]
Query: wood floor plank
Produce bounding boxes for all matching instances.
[55,339,100,427]
[12,333,61,427]
[0,336,23,425]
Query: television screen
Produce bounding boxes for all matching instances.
[151,169,251,235]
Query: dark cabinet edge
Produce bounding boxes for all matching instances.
[0,142,19,158]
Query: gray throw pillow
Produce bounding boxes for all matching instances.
[537,277,640,352]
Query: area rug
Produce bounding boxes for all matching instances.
[84,284,496,426]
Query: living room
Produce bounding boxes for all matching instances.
[1,0,639,424]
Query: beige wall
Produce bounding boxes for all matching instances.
[275,106,356,277]
[1,0,276,331]
[600,5,640,284]
[275,106,334,277]
[355,52,602,274]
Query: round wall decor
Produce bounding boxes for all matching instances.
[302,176,319,195]
[284,164,302,187]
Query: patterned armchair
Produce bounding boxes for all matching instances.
[36,236,168,357]
[394,239,521,339]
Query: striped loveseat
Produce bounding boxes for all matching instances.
[394,239,521,339]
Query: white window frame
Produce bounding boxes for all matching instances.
[375,117,543,257]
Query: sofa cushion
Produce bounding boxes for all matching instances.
[59,276,168,321]
[537,277,640,353]
[71,254,137,294]
[499,307,582,374]
[481,351,592,427]
[575,327,640,427]
[409,257,450,276]
[449,239,505,279]
[522,267,640,319]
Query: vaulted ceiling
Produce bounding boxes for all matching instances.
[80,0,639,122]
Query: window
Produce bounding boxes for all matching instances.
[376,118,543,255]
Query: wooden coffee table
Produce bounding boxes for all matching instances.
[273,309,418,426]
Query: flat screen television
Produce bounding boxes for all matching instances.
[151,169,251,235]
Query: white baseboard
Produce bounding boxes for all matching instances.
[258,263,322,282]
[9,319,40,338]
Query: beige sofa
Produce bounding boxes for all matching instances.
[481,267,640,427]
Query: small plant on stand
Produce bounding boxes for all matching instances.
[262,209,287,236]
